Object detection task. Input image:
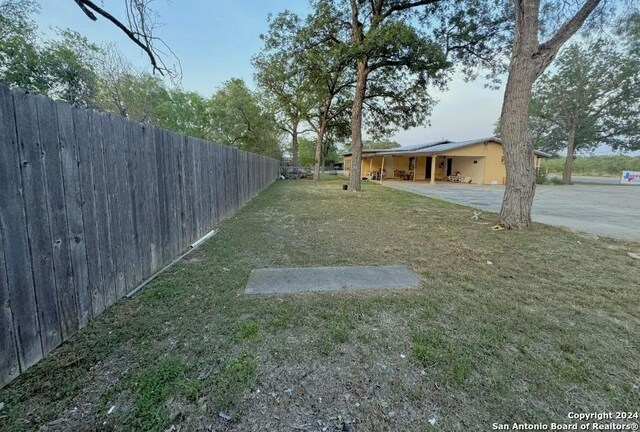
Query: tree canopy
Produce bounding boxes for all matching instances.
[530,15,639,182]
[0,1,281,158]
[254,3,355,178]
[0,2,101,104]
[209,78,282,158]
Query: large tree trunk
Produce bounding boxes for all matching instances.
[499,58,538,228]
[562,126,576,184]
[291,118,299,169]
[313,123,326,181]
[498,0,602,228]
[348,59,368,191]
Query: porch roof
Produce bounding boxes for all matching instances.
[343,137,551,158]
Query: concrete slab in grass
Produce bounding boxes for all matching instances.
[244,265,421,295]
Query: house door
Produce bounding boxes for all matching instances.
[446,158,453,176]
[425,157,432,179]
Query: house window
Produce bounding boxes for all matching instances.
[409,157,416,171]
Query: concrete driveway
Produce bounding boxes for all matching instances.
[382,181,640,241]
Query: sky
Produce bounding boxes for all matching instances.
[32,1,629,154]
[33,0,508,147]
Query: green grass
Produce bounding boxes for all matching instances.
[127,359,186,430]
[235,321,260,342]
[541,155,640,176]
[0,178,638,431]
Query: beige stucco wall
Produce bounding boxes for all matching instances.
[451,157,485,184]
[343,141,544,184]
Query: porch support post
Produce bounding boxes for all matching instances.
[380,156,385,183]
[413,156,416,182]
[369,157,373,177]
[430,155,437,185]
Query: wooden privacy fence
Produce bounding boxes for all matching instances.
[0,85,279,387]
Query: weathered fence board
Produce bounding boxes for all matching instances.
[0,85,278,386]
[103,113,127,300]
[74,107,104,319]
[0,87,43,371]
[90,110,117,309]
[0,200,20,387]
[57,101,93,328]
[14,91,62,356]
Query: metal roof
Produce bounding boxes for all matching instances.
[344,137,552,158]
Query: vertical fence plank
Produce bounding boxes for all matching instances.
[122,120,143,288]
[13,91,62,355]
[112,116,137,294]
[215,144,227,221]
[155,128,169,264]
[183,136,196,243]
[134,121,149,281]
[208,143,218,226]
[0,86,43,372]
[56,101,92,327]
[145,125,162,272]
[196,141,205,238]
[245,152,250,202]
[211,144,219,222]
[136,124,152,277]
[164,129,178,258]
[102,114,127,299]
[0,192,20,387]
[89,111,116,309]
[111,115,129,294]
[37,96,78,340]
[73,106,105,318]
[226,146,234,218]
[175,133,184,250]
[202,142,213,229]
[166,131,177,254]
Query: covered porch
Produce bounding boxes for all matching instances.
[361,154,488,185]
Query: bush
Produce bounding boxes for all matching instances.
[535,168,548,184]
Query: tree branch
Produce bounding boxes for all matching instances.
[538,0,603,57]
[73,0,96,20]
[381,0,441,21]
[74,0,162,74]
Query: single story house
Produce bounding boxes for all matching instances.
[342,137,550,185]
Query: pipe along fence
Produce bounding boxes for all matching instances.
[0,85,279,387]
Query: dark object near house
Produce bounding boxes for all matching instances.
[282,166,310,179]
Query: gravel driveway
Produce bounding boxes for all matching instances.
[382,181,640,241]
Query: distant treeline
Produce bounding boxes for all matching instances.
[541,155,640,176]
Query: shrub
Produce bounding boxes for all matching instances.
[535,168,548,185]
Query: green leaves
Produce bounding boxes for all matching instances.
[530,26,640,155]
[40,29,101,106]
[208,78,282,158]
[0,2,100,106]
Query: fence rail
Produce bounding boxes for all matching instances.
[0,85,279,387]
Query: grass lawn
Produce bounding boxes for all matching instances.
[1,178,638,431]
